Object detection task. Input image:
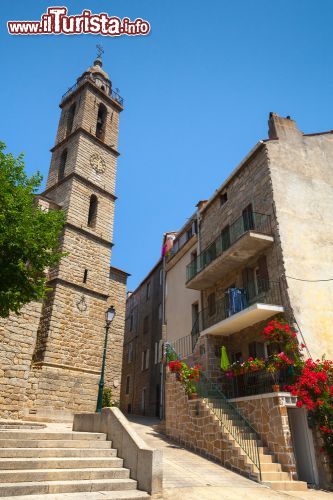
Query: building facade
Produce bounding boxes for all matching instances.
[120,260,164,417]
[164,216,201,352]
[164,113,333,488]
[0,57,128,421]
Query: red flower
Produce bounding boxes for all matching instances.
[296,400,303,408]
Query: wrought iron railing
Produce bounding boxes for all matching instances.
[221,367,291,399]
[165,342,262,478]
[61,76,124,106]
[186,212,271,282]
[191,279,282,338]
[194,372,262,480]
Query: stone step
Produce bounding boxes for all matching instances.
[0,440,112,449]
[0,432,106,441]
[0,490,150,500]
[0,467,130,483]
[260,471,290,481]
[0,448,118,459]
[0,457,124,470]
[0,478,138,497]
[259,462,282,472]
[261,480,308,491]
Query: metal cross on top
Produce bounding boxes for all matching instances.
[96,44,104,59]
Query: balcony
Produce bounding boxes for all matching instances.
[61,75,124,106]
[186,212,273,290]
[192,280,284,340]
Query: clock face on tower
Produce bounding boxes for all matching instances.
[90,153,106,174]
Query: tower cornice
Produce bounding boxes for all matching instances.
[50,127,120,157]
[42,172,118,202]
[60,79,123,112]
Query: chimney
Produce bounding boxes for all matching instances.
[268,112,302,140]
[196,200,208,211]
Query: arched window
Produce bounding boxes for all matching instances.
[58,149,67,181]
[87,194,98,228]
[66,102,76,136]
[95,103,107,140]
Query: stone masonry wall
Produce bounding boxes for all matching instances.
[232,394,297,475]
[165,370,259,478]
[0,302,42,419]
[105,268,128,404]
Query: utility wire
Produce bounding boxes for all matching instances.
[285,276,333,282]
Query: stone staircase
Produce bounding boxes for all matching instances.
[0,429,150,499]
[205,398,307,491]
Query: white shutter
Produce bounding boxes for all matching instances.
[145,349,150,369]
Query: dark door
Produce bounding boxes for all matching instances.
[242,204,254,231]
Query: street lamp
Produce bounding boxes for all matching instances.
[96,305,116,412]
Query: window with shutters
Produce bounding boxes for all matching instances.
[221,225,230,251]
[141,349,149,370]
[242,204,254,231]
[256,255,270,292]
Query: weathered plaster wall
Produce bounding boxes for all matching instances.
[165,243,201,343]
[267,132,333,360]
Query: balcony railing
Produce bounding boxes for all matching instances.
[61,76,124,106]
[221,367,291,399]
[191,279,282,338]
[186,212,271,283]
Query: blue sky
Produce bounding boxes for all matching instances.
[1,1,332,290]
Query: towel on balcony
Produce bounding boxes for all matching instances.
[228,288,247,316]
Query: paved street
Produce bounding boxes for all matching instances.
[128,415,333,500]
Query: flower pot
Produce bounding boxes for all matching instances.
[188,393,198,400]
[272,384,280,392]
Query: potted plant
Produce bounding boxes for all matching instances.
[267,363,280,391]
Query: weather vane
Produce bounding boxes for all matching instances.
[96,44,104,59]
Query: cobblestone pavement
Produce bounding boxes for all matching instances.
[127,415,333,500]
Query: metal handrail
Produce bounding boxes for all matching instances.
[191,279,282,338]
[166,342,262,479]
[194,372,262,480]
[186,211,272,282]
[61,76,124,106]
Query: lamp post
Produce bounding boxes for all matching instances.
[96,305,116,412]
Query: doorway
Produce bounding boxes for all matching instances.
[288,407,318,485]
[141,388,146,416]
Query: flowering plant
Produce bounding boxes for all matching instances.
[260,319,300,354]
[287,358,333,458]
[168,360,201,395]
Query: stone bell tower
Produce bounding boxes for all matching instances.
[25,56,124,420]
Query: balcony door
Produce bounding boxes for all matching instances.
[242,204,254,231]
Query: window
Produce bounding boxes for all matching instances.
[87,194,98,228]
[220,192,228,207]
[125,375,130,395]
[96,103,107,140]
[146,282,151,301]
[83,269,88,283]
[143,315,149,334]
[128,342,133,363]
[66,103,76,136]
[129,313,134,332]
[242,204,254,231]
[256,255,270,293]
[159,269,163,286]
[141,349,149,370]
[58,149,67,181]
[207,292,216,317]
[248,341,265,359]
[158,304,162,321]
[192,303,199,328]
[221,225,230,251]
